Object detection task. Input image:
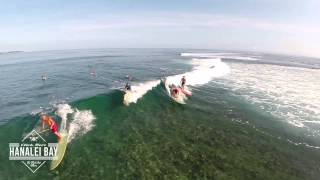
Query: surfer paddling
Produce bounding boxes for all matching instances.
[41,114,62,141]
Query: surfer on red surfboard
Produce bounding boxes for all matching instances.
[180,76,192,96]
[170,84,180,98]
[181,76,186,87]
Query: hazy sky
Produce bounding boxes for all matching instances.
[0,0,319,57]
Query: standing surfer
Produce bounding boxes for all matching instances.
[181,76,186,88]
[180,76,192,96]
[41,114,62,141]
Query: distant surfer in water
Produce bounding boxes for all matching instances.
[90,69,96,76]
[41,74,47,81]
[88,65,96,76]
[125,75,133,81]
[181,76,186,88]
[41,115,61,141]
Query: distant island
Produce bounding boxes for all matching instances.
[0,51,24,55]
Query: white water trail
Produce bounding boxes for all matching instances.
[166,58,230,86]
[124,80,161,105]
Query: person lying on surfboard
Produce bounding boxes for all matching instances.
[181,76,186,88]
[41,115,62,141]
[172,88,179,97]
[169,84,179,98]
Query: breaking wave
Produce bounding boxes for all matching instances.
[123,53,230,105]
[181,52,259,61]
[165,57,230,86]
[123,80,160,105]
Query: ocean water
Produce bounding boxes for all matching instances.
[0,49,319,179]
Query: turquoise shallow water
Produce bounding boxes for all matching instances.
[0,49,320,179]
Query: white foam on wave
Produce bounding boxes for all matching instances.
[31,108,46,116]
[181,52,259,61]
[55,104,74,130]
[124,53,230,105]
[166,58,230,86]
[219,63,320,135]
[230,111,320,149]
[181,52,236,57]
[124,80,161,105]
[68,109,96,143]
[55,104,96,143]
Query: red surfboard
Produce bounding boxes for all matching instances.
[179,87,192,96]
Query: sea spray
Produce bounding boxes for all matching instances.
[55,104,74,130]
[55,104,95,143]
[68,109,96,143]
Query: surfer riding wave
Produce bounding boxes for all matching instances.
[41,114,62,141]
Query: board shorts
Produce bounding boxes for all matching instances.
[51,123,58,133]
